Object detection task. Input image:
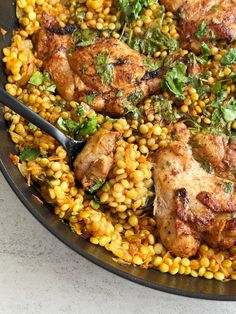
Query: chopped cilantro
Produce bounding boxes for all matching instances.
[116,90,123,98]
[143,56,163,72]
[76,103,88,116]
[200,160,213,173]
[211,4,220,11]
[76,11,86,20]
[19,147,40,161]
[94,51,113,85]
[76,115,97,139]
[88,178,104,193]
[29,71,56,93]
[201,42,211,60]
[73,29,98,47]
[86,93,98,105]
[164,62,188,99]
[224,181,234,193]
[42,84,56,93]
[117,0,158,22]
[28,122,38,131]
[221,48,236,66]
[28,71,43,86]
[152,95,180,124]
[56,117,80,133]
[211,81,222,94]
[123,100,141,118]
[127,89,143,105]
[195,21,208,40]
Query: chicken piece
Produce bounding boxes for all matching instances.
[192,133,236,180]
[153,123,236,257]
[34,12,163,116]
[73,128,120,190]
[160,0,236,53]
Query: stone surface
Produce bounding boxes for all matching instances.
[0,171,236,314]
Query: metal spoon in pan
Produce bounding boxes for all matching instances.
[0,86,84,168]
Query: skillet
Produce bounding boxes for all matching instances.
[1,0,236,300]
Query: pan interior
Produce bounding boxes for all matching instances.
[0,0,236,300]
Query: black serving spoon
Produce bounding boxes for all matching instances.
[0,86,84,167]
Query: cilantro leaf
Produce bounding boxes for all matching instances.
[56,117,80,133]
[143,56,163,72]
[117,0,157,22]
[28,71,43,86]
[76,11,86,20]
[224,180,234,193]
[19,147,40,161]
[73,29,98,47]
[211,81,222,94]
[76,103,89,116]
[94,51,113,85]
[152,95,180,124]
[42,84,56,93]
[88,178,105,193]
[195,21,208,40]
[86,93,98,105]
[164,62,188,99]
[221,104,236,122]
[201,42,211,60]
[221,48,236,66]
[76,115,97,138]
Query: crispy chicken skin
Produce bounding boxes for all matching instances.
[73,128,120,190]
[35,13,163,116]
[153,123,236,257]
[160,0,236,52]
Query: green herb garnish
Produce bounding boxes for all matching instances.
[224,180,234,193]
[164,62,188,99]
[195,21,208,40]
[88,178,104,193]
[117,0,158,22]
[76,115,98,138]
[19,147,40,161]
[73,29,98,47]
[221,48,236,66]
[143,56,163,72]
[28,71,43,86]
[152,95,180,124]
[116,90,123,98]
[94,51,113,85]
[86,93,98,105]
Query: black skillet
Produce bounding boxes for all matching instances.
[1,0,236,300]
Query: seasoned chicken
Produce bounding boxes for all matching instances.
[35,12,163,116]
[73,128,120,190]
[192,133,236,181]
[160,0,236,52]
[153,123,236,257]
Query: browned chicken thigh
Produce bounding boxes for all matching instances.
[160,0,236,52]
[73,128,120,190]
[153,123,236,257]
[35,12,163,116]
[192,133,236,181]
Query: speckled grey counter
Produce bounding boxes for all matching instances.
[0,171,236,314]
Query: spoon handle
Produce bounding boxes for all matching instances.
[0,86,70,150]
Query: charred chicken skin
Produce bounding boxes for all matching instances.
[35,12,163,117]
[160,0,236,53]
[153,123,236,257]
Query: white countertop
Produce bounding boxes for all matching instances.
[0,171,235,314]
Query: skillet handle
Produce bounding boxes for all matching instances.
[0,86,70,150]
